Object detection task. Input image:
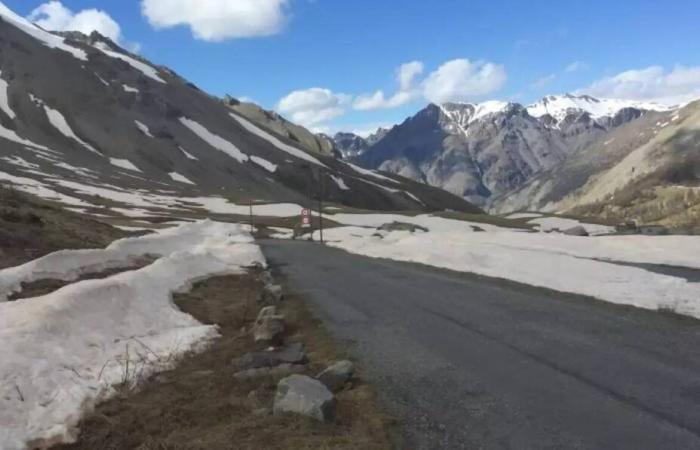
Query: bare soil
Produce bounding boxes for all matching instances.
[54,272,394,450]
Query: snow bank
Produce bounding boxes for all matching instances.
[322,226,700,318]
[180,117,248,163]
[528,217,615,236]
[0,221,264,449]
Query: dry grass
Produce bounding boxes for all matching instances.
[0,187,125,268]
[54,273,394,450]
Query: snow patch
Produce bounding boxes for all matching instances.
[168,172,195,185]
[110,158,142,172]
[330,175,350,191]
[123,84,139,93]
[229,113,326,167]
[93,42,165,83]
[0,222,264,449]
[0,71,16,119]
[178,145,198,160]
[179,117,248,163]
[343,162,398,184]
[134,120,154,138]
[250,155,277,173]
[44,105,101,155]
[0,3,87,61]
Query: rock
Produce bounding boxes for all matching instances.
[316,360,354,393]
[273,375,336,422]
[233,363,305,381]
[258,270,274,286]
[232,343,308,370]
[252,306,285,343]
[264,284,284,303]
[562,226,589,236]
[378,221,429,233]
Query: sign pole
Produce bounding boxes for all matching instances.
[249,200,254,233]
[318,170,324,244]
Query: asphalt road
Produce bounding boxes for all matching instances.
[260,239,700,450]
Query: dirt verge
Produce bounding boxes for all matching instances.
[54,271,394,450]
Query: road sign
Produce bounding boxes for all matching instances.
[301,208,312,228]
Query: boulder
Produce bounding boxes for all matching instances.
[378,221,429,233]
[562,226,589,236]
[252,306,285,343]
[273,375,336,422]
[233,363,305,381]
[263,284,284,303]
[316,360,354,393]
[232,343,308,370]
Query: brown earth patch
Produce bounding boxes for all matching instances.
[54,271,394,450]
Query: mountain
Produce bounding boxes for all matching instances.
[491,100,700,231]
[332,128,389,159]
[357,95,671,205]
[224,96,340,158]
[0,4,480,223]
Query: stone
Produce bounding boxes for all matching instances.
[316,360,354,393]
[263,284,284,303]
[252,306,285,343]
[232,343,308,370]
[378,221,429,233]
[562,226,589,236]
[233,363,306,381]
[273,375,336,422]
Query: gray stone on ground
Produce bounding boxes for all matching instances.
[233,363,305,381]
[273,374,337,422]
[562,225,589,236]
[252,306,285,343]
[232,343,307,370]
[316,360,355,392]
[264,284,284,303]
[378,221,429,233]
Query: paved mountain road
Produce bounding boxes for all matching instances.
[260,239,700,450]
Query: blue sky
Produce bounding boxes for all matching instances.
[7,0,700,134]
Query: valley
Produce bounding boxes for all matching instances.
[1,1,700,449]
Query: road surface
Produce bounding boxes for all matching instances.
[261,239,700,450]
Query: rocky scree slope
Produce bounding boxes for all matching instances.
[0,5,479,220]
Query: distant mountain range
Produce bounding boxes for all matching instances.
[352,94,673,206]
[0,2,480,221]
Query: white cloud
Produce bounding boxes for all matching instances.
[141,0,289,42]
[579,65,700,106]
[422,59,507,104]
[565,61,589,73]
[277,88,350,129]
[532,73,556,88]
[28,1,122,43]
[354,61,424,111]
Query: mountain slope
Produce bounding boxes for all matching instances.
[0,5,480,223]
[358,95,670,205]
[333,128,389,158]
[492,101,700,230]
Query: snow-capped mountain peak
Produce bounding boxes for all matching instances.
[526,94,672,122]
[440,100,511,127]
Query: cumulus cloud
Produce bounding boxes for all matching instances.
[579,65,700,105]
[354,61,424,111]
[27,1,122,43]
[277,88,350,130]
[422,59,507,104]
[141,0,289,42]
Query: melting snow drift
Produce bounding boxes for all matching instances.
[0,221,264,449]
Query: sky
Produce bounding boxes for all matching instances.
[5,0,700,135]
